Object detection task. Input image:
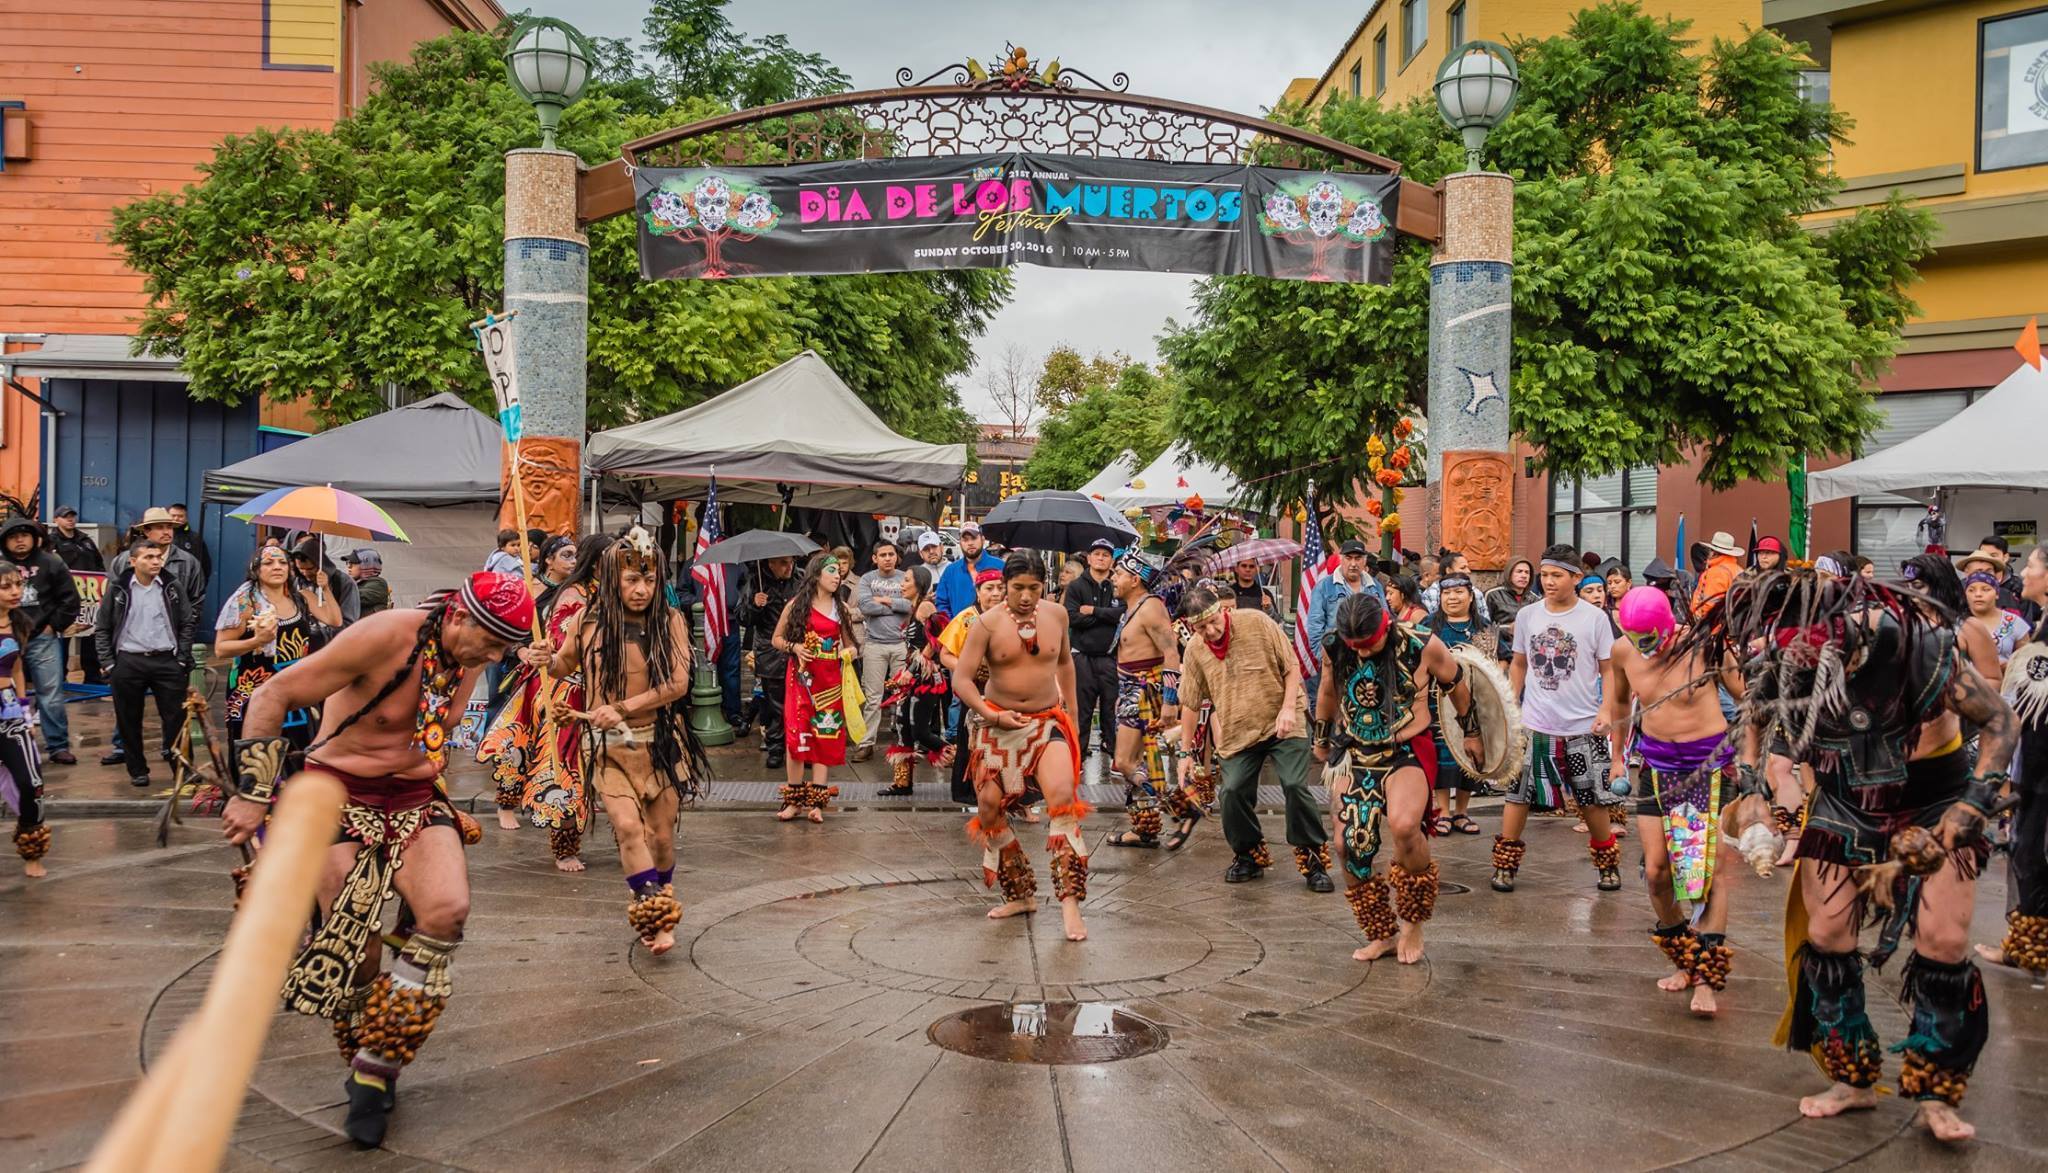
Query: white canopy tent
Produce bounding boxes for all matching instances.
[1075,450,1140,499]
[585,351,967,515]
[1809,360,2048,502]
[1100,441,1252,511]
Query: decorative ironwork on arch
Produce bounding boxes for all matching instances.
[575,49,1441,242]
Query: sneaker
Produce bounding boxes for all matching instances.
[129,774,152,789]
[100,750,127,767]
[851,744,874,763]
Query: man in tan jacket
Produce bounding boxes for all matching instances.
[1176,581,1332,891]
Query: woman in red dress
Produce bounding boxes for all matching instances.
[773,551,863,823]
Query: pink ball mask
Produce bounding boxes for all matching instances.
[1616,586,1675,655]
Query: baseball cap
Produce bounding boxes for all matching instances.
[54,506,77,519]
[1088,537,1115,552]
[1339,539,1369,556]
[959,521,983,536]
[916,531,942,550]
[345,548,382,568]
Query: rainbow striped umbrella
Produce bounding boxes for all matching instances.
[228,485,410,542]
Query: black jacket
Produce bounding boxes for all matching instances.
[172,524,211,580]
[1063,570,1124,657]
[0,516,81,638]
[94,565,199,669]
[48,527,105,573]
[742,566,803,655]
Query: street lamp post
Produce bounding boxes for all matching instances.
[500,17,594,541]
[503,17,595,151]
[1425,42,1520,576]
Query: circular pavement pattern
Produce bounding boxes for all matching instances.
[8,812,2042,1170]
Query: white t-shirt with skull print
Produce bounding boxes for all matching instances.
[1512,597,1614,737]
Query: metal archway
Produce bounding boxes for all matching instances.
[574,54,1441,243]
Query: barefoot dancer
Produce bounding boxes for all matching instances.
[953,552,1090,942]
[1314,592,1474,963]
[525,529,707,955]
[1685,568,2015,1145]
[773,552,862,823]
[1105,552,1182,849]
[0,567,49,878]
[481,535,605,865]
[218,572,530,1148]
[1603,587,1745,1017]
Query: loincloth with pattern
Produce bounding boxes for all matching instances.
[281,763,474,1021]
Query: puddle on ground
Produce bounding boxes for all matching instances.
[927,1001,1169,1065]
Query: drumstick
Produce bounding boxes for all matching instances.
[562,709,637,743]
[85,772,344,1173]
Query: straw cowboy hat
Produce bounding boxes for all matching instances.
[1702,530,1745,557]
[1956,548,2010,575]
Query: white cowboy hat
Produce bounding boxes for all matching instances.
[1702,530,1745,557]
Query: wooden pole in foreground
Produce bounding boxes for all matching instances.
[85,772,345,1173]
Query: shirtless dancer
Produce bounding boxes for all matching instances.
[952,552,1090,942]
[1602,587,1745,1016]
[525,528,704,957]
[1105,552,1183,849]
[220,572,530,1148]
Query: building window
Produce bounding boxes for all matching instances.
[1547,465,1659,575]
[1350,61,1363,98]
[1402,0,1427,65]
[1979,8,2048,172]
[1798,69,1830,105]
[1374,31,1389,95]
[1448,2,1466,48]
[1850,390,1974,571]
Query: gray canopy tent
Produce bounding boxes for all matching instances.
[202,393,506,608]
[585,351,967,517]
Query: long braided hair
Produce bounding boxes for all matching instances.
[577,527,708,796]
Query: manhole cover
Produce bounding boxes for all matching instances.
[927,1002,1169,1065]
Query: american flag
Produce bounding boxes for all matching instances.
[691,474,728,656]
[1292,481,1334,673]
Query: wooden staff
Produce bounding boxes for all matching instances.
[85,772,345,1173]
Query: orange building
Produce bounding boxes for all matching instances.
[0,0,502,509]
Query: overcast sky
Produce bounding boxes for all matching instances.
[524,0,1358,421]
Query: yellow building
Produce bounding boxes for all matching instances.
[1283,1,1759,110]
[1774,1,2048,385]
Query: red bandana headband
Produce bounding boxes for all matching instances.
[974,568,1004,586]
[457,571,534,641]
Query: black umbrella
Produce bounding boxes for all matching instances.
[979,490,1139,551]
[693,529,821,565]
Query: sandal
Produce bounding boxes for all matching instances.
[1164,812,1202,851]
[1430,814,1452,836]
[1450,814,1482,835]
[1106,829,1159,849]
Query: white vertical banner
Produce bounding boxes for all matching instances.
[470,311,521,443]
[2009,39,2048,136]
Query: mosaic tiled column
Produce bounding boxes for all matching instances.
[502,148,587,535]
[1425,172,1513,572]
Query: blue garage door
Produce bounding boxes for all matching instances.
[43,378,261,622]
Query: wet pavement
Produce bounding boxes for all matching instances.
[3,806,2044,1171]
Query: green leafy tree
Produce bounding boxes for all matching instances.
[639,0,850,110]
[1025,364,1177,490]
[1164,2,1934,512]
[1033,345,1134,414]
[109,30,1005,438]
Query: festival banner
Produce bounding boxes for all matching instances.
[634,153,1400,285]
